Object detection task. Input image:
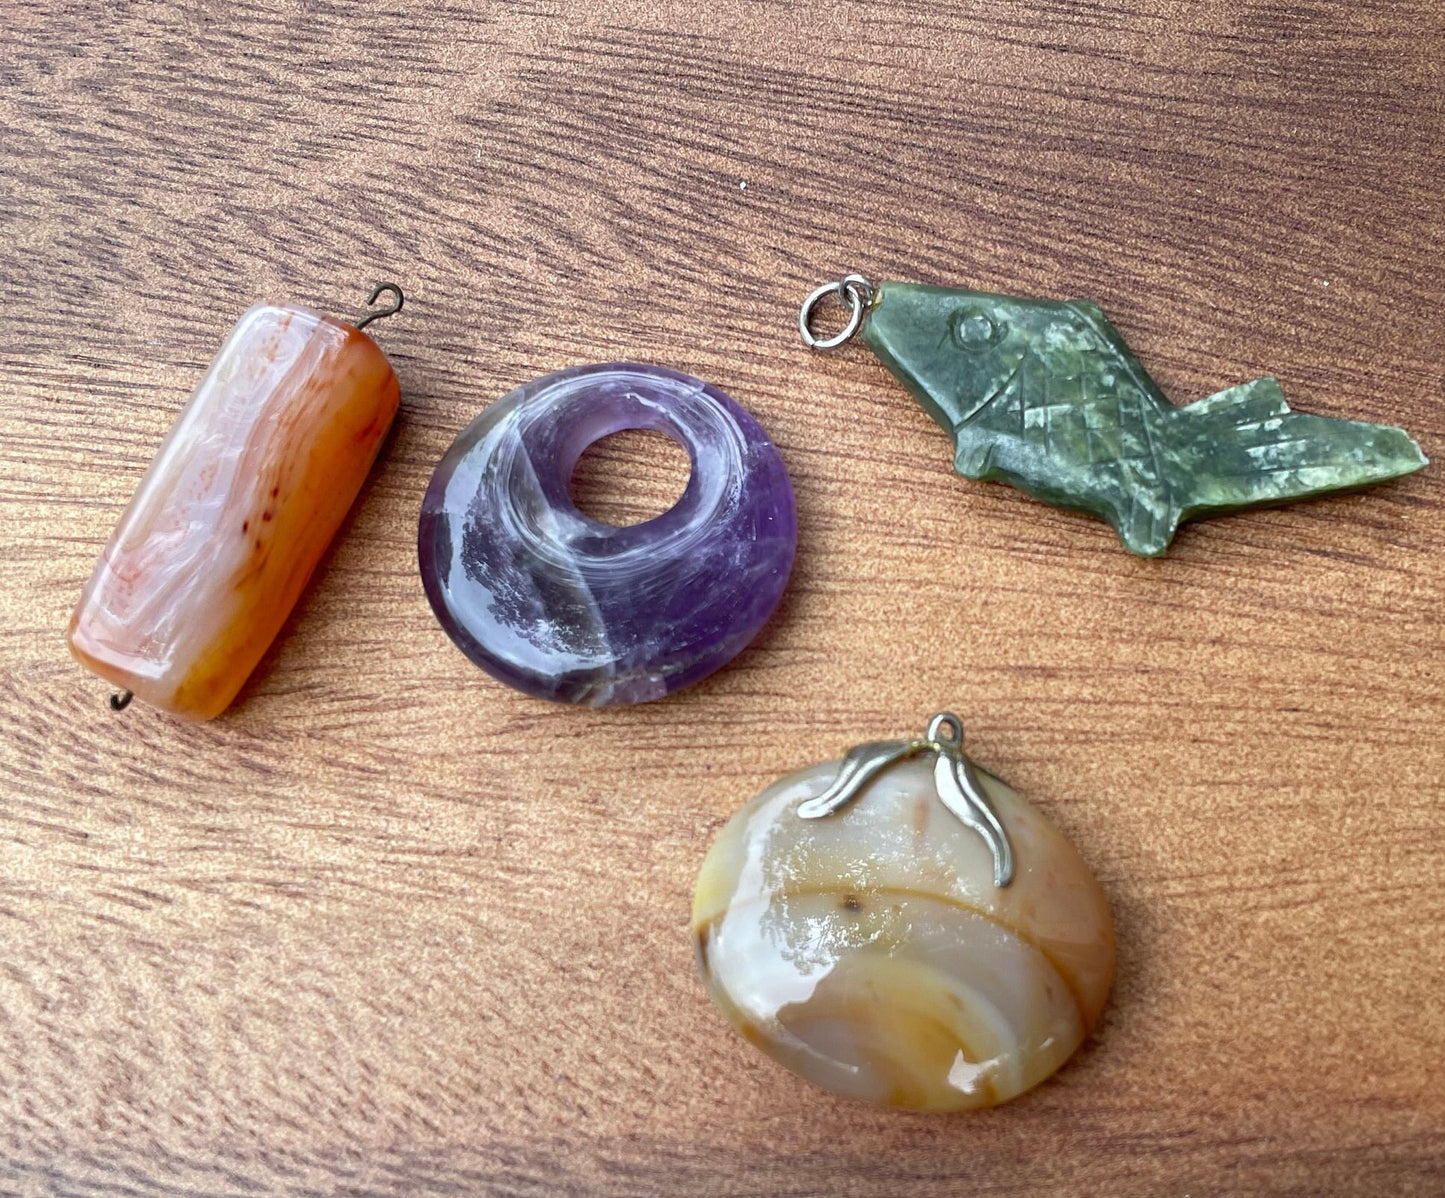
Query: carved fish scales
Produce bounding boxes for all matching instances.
[860,282,1428,555]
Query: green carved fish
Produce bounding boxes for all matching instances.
[857,281,1427,556]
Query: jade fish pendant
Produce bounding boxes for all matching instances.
[802,276,1427,555]
[692,714,1114,1111]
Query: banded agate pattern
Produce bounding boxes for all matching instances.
[68,303,400,720]
[693,755,1114,1111]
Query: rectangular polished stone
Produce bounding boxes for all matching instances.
[68,303,400,720]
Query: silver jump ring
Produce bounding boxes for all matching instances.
[926,712,964,750]
[799,273,874,350]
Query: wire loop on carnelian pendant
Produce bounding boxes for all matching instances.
[355,282,404,331]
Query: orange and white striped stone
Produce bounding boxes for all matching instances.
[68,303,400,720]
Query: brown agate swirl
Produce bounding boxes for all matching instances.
[692,739,1114,1111]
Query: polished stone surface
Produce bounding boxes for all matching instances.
[418,364,796,705]
[693,752,1115,1111]
[68,303,400,720]
[864,281,1427,555]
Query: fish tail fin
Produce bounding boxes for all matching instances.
[1177,377,1427,517]
[1185,376,1291,422]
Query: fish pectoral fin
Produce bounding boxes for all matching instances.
[954,437,998,480]
[1110,500,1182,557]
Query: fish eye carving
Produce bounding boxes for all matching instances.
[951,307,1006,351]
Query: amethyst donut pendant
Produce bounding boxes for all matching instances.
[418,363,797,706]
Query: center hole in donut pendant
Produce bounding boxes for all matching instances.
[569,428,692,526]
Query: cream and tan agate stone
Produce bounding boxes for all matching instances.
[692,754,1114,1111]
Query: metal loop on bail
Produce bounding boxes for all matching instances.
[799,273,874,350]
[926,711,964,752]
[796,710,1015,889]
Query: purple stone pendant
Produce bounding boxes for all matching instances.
[418,363,797,705]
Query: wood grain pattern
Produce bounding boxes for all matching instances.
[2,1,1442,1193]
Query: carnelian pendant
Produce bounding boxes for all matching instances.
[68,286,404,721]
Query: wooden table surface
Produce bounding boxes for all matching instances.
[3,1,1443,1194]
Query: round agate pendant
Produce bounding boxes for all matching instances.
[419,364,796,706]
[692,715,1115,1111]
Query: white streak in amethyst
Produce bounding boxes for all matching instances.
[418,364,797,705]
